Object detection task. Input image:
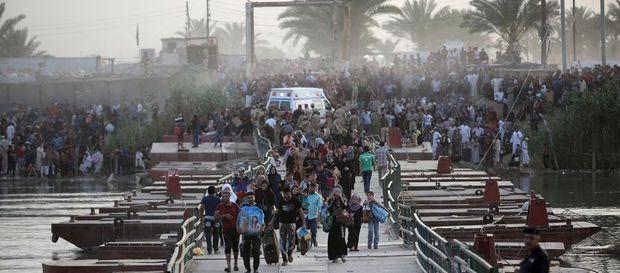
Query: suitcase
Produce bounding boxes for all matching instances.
[261,229,279,265]
[436,156,452,174]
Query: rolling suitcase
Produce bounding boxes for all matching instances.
[261,229,279,265]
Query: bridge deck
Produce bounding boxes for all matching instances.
[186,171,422,273]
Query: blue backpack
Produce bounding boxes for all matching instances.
[370,204,389,223]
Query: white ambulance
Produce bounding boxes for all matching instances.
[266,87,333,118]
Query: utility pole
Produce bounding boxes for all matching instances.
[185,1,191,45]
[206,0,211,39]
[600,0,606,65]
[245,2,255,76]
[540,0,548,66]
[331,0,339,66]
[561,0,567,70]
[342,3,350,64]
[572,0,576,62]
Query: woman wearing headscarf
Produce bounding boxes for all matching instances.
[255,178,275,223]
[220,183,238,203]
[334,149,353,199]
[267,165,282,204]
[326,187,348,263]
[347,194,363,251]
[324,149,335,170]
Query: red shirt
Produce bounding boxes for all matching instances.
[216,202,240,229]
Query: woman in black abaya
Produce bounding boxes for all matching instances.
[326,187,348,263]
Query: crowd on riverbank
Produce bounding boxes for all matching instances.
[3,48,619,177]
[0,102,152,178]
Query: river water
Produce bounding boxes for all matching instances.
[0,178,134,273]
[515,172,620,273]
[0,174,618,273]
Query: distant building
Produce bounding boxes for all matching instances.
[0,56,114,83]
[159,38,186,65]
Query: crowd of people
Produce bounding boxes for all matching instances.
[201,153,390,272]
[0,102,152,178]
[214,48,620,170]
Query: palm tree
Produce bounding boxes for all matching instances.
[175,18,216,38]
[213,22,245,54]
[385,1,490,52]
[0,2,45,57]
[372,39,400,54]
[278,0,400,60]
[383,0,451,51]
[564,6,597,60]
[461,0,558,63]
[608,0,620,58]
[610,0,620,35]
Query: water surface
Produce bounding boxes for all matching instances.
[0,178,133,273]
[517,173,620,273]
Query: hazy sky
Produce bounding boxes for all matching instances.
[4,0,602,62]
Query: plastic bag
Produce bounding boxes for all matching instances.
[370,203,389,223]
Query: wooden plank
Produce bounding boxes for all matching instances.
[400,181,515,190]
[401,188,526,197]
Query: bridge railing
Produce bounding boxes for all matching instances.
[167,128,275,273]
[380,153,402,238]
[452,240,498,273]
[166,205,205,273]
[381,157,500,273]
[254,128,272,162]
[217,128,273,186]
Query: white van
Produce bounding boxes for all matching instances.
[266,87,333,118]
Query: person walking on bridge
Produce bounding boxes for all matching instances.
[375,142,390,181]
[239,192,263,273]
[201,186,221,255]
[358,146,376,193]
[273,187,304,266]
[215,192,240,272]
[326,187,348,263]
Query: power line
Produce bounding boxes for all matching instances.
[35,15,182,37]
[28,8,185,30]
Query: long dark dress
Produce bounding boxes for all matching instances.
[347,206,363,250]
[255,187,275,223]
[327,197,348,260]
[334,157,352,199]
[267,172,282,204]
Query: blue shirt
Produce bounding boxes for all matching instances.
[303,192,323,220]
[232,175,251,193]
[200,195,221,220]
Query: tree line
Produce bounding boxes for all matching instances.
[3,0,620,62]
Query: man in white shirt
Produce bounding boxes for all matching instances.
[458,123,471,144]
[265,117,276,129]
[431,128,442,160]
[5,123,15,144]
[458,123,471,156]
[465,72,479,98]
[135,149,145,170]
[491,76,503,101]
[510,129,524,155]
[431,79,441,93]
[472,124,484,139]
